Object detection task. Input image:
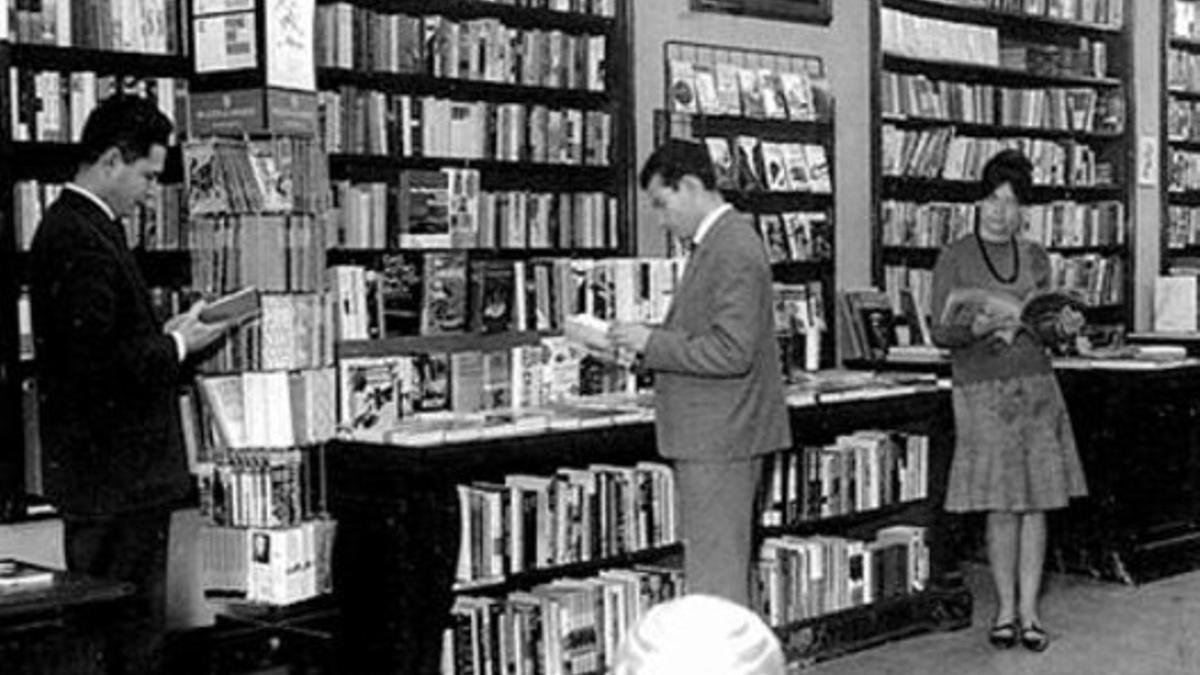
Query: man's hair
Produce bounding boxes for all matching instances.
[639,139,717,191]
[79,96,173,166]
[980,149,1034,204]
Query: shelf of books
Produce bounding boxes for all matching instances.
[874,0,1131,335]
[0,2,195,494]
[659,41,836,372]
[1166,0,1200,275]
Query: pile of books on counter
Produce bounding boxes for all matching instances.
[374,395,657,447]
[784,370,944,407]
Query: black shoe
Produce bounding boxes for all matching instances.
[1020,623,1049,652]
[988,621,1018,649]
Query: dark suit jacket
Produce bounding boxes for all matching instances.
[642,207,791,461]
[30,188,192,516]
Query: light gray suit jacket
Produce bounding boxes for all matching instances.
[642,208,792,461]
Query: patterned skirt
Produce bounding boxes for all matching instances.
[945,373,1088,513]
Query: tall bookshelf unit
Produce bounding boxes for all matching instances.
[1166,0,1200,268]
[656,41,837,369]
[0,15,193,501]
[871,0,1132,330]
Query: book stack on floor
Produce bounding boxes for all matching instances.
[182,137,339,607]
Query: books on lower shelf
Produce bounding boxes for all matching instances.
[446,564,682,675]
[756,524,930,627]
[759,430,929,528]
[200,519,337,606]
[455,461,678,586]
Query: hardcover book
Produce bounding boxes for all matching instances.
[420,252,468,334]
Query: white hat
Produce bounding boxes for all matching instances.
[614,594,786,675]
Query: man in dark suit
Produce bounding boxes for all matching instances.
[29,96,230,674]
[610,140,792,606]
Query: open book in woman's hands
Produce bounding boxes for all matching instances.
[941,288,1087,345]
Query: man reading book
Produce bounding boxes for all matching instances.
[29,96,232,674]
[608,140,790,607]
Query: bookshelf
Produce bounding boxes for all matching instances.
[0,8,194,497]
[327,383,970,671]
[656,41,838,370]
[872,0,1132,330]
[1165,0,1200,269]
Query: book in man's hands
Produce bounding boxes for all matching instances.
[0,558,54,591]
[940,287,1086,345]
[199,287,262,324]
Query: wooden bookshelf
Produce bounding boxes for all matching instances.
[1165,0,1200,267]
[872,0,1133,327]
[0,29,193,495]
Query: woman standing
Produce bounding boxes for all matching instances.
[931,149,1088,652]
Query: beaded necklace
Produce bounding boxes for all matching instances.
[976,230,1019,284]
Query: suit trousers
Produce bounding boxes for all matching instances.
[66,510,171,675]
[675,456,763,608]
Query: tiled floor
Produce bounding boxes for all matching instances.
[805,564,1200,674]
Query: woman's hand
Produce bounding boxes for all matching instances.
[1056,307,1086,339]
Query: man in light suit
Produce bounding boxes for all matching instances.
[610,139,791,606]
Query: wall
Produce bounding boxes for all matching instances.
[632,1,875,292]
[1132,2,1162,331]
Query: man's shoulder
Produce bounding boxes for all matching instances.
[30,193,105,250]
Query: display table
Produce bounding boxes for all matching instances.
[855,355,1200,584]
[0,568,133,674]
[326,384,971,671]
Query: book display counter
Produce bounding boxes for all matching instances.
[852,354,1200,585]
[326,375,972,672]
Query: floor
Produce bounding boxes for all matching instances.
[805,564,1200,675]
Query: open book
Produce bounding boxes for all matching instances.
[941,288,1086,345]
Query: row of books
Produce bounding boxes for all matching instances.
[15,180,186,252]
[882,8,1109,79]
[184,137,332,216]
[317,7,608,92]
[189,214,329,296]
[335,182,617,252]
[1169,49,1200,94]
[1169,149,1200,193]
[944,0,1123,26]
[704,136,832,194]
[759,211,833,263]
[881,125,1115,186]
[195,447,325,530]
[883,266,935,334]
[13,0,178,54]
[197,368,338,451]
[666,58,829,121]
[1166,205,1200,249]
[881,199,1125,249]
[1048,252,1124,306]
[760,431,930,527]
[456,461,677,583]
[331,255,681,339]
[1174,0,1200,39]
[880,72,1124,133]
[198,293,334,374]
[337,345,645,442]
[10,70,187,144]
[320,90,613,166]
[200,519,337,606]
[445,565,681,675]
[755,525,930,627]
[773,281,829,377]
[838,288,931,362]
[1168,98,1200,143]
